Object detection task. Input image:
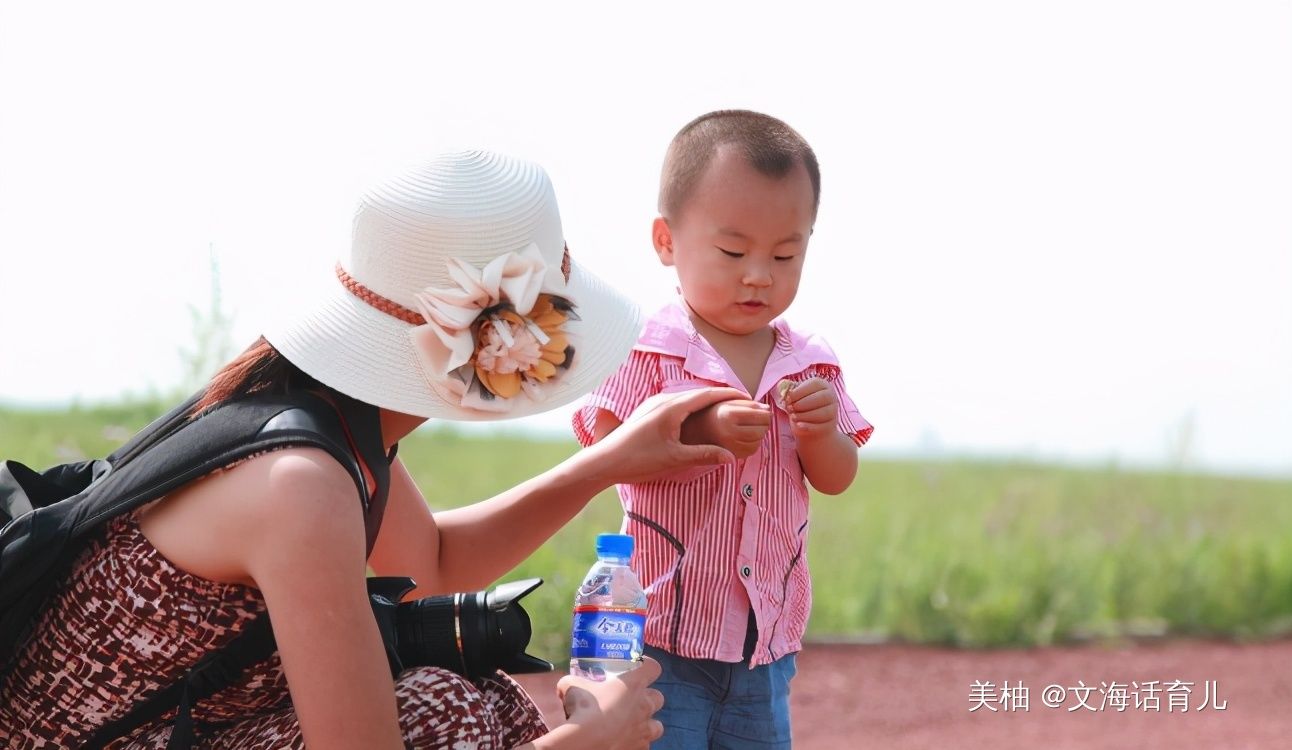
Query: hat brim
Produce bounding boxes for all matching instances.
[263,260,641,421]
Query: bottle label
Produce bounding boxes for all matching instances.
[570,605,646,660]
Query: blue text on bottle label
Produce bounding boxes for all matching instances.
[571,605,646,660]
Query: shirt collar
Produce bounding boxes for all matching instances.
[634,301,841,400]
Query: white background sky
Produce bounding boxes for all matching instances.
[1,1,1289,476]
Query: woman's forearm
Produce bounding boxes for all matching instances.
[427,387,745,590]
[430,447,615,589]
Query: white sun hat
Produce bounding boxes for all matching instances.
[264,150,642,421]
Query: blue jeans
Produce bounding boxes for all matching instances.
[645,644,797,749]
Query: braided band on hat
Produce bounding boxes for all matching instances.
[336,264,425,326]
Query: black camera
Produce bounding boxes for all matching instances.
[367,576,553,679]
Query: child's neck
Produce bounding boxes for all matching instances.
[687,310,776,397]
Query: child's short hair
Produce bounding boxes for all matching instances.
[658,109,821,220]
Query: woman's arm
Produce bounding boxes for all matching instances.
[592,400,771,459]
[193,448,407,749]
[369,387,744,595]
[163,445,676,749]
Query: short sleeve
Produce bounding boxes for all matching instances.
[572,349,662,447]
[803,363,873,447]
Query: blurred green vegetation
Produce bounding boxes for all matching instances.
[4,399,1292,659]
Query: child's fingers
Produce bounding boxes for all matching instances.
[791,403,837,426]
[787,389,836,415]
[791,413,822,427]
[790,419,828,436]
[783,378,829,407]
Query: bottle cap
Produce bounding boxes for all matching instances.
[595,533,634,560]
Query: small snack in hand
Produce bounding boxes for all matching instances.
[776,379,796,409]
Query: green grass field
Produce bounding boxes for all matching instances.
[4,400,1291,659]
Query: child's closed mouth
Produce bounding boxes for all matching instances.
[737,300,767,310]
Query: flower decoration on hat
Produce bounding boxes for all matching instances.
[409,243,577,412]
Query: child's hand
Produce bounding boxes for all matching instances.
[681,399,772,459]
[782,377,839,443]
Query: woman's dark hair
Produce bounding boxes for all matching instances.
[189,337,322,418]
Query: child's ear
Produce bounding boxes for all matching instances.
[652,217,676,267]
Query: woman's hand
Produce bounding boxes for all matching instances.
[396,387,750,595]
[584,387,748,485]
[680,399,772,459]
[555,657,666,749]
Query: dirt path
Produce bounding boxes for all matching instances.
[514,639,1292,748]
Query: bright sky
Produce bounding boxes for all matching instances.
[1,1,1289,476]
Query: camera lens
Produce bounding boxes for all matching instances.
[395,593,474,676]
[387,578,553,679]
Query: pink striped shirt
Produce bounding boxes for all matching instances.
[573,302,872,666]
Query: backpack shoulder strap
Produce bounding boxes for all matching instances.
[0,394,199,527]
[70,391,367,535]
[1,390,389,682]
[82,392,390,749]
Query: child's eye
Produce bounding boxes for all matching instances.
[717,247,744,259]
[774,255,796,262]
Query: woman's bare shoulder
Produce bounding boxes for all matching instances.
[139,446,365,586]
[198,446,359,513]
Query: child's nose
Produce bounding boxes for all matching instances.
[743,265,773,287]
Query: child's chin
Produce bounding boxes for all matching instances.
[719,318,774,336]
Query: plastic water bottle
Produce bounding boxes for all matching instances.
[570,533,646,680]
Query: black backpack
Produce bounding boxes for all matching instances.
[0,389,391,748]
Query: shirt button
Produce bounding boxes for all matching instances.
[742,484,754,498]
[740,565,752,578]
